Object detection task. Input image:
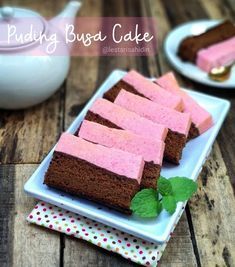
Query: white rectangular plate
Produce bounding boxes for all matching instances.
[24,69,230,244]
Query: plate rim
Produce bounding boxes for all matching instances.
[24,69,231,243]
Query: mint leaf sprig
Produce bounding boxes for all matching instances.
[130,176,197,218]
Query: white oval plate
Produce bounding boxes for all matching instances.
[164,19,235,88]
[24,70,230,244]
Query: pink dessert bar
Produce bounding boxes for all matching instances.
[79,120,165,188]
[114,90,192,164]
[103,70,183,111]
[44,133,144,214]
[196,36,235,72]
[85,98,168,142]
[155,72,213,138]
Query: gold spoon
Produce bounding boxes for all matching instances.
[208,64,233,82]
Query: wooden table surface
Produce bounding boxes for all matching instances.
[1,0,235,266]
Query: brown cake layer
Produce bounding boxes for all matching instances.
[164,129,186,164]
[85,110,120,129]
[142,162,160,189]
[85,111,185,165]
[103,80,147,102]
[44,151,140,214]
[178,20,235,62]
[188,123,200,140]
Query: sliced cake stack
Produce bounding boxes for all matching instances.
[178,20,235,72]
[44,69,213,214]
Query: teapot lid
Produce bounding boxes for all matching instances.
[0,6,47,51]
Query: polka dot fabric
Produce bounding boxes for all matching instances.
[27,201,171,266]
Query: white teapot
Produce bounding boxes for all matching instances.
[0,1,81,109]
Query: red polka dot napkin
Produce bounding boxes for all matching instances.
[27,201,170,266]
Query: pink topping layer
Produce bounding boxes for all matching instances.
[156,72,213,134]
[196,37,235,72]
[89,98,168,141]
[122,70,183,111]
[114,90,191,136]
[55,133,144,183]
[79,120,165,165]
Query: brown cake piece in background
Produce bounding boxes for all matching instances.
[178,20,235,62]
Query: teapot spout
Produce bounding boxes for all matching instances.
[50,1,81,30]
[56,1,81,20]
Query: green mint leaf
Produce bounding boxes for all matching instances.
[162,195,177,214]
[131,189,162,218]
[157,176,173,196]
[169,177,198,202]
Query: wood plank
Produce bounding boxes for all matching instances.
[64,0,106,129]
[0,164,61,267]
[12,164,61,267]
[64,237,138,267]
[199,0,235,192]
[161,0,208,26]
[1,0,66,16]
[225,0,235,14]
[0,91,64,164]
[95,0,132,88]
[217,99,235,192]
[148,0,171,74]
[0,0,68,164]
[0,165,15,267]
[188,143,235,267]
[199,0,234,19]
[160,213,197,267]
[148,0,186,86]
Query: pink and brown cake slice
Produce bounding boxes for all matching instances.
[155,72,213,139]
[196,36,235,72]
[113,90,191,164]
[178,20,235,63]
[78,120,165,189]
[44,133,145,214]
[104,70,183,111]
